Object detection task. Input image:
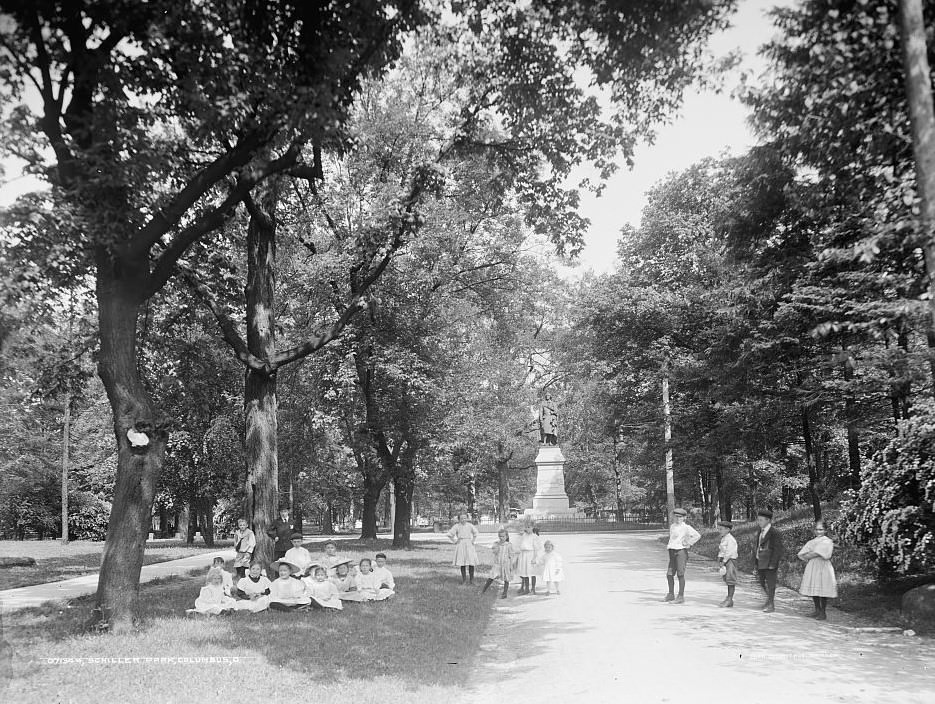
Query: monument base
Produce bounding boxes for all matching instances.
[523,444,580,519]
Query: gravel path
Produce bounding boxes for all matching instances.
[467,532,935,704]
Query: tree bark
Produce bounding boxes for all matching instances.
[202,499,215,547]
[61,393,71,544]
[392,450,417,549]
[243,181,280,567]
[802,408,822,521]
[360,470,385,540]
[662,372,675,520]
[94,258,167,633]
[496,457,510,523]
[899,0,935,383]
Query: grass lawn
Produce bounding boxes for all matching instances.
[3,539,495,703]
[0,540,234,591]
[685,505,935,627]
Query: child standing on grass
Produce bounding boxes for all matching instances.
[716,521,738,608]
[447,514,479,585]
[269,560,311,611]
[797,520,837,621]
[233,518,256,579]
[482,528,517,599]
[538,540,564,596]
[192,568,237,615]
[664,507,701,604]
[234,562,271,613]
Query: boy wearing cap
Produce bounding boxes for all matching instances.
[716,521,738,608]
[664,508,701,604]
[283,533,313,576]
[754,509,784,613]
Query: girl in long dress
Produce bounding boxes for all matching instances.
[538,540,564,596]
[303,566,343,610]
[192,568,237,615]
[234,561,271,613]
[516,522,542,595]
[797,520,837,621]
[268,560,312,611]
[482,528,517,599]
[447,514,479,585]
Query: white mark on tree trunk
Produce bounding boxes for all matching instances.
[127,428,150,447]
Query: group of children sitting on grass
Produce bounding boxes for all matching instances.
[188,536,395,616]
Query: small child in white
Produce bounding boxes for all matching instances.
[321,540,355,577]
[353,558,394,601]
[717,521,738,608]
[269,560,311,611]
[482,528,517,599]
[209,556,234,596]
[234,561,271,613]
[372,553,395,591]
[304,566,343,610]
[332,560,357,599]
[192,568,237,615]
[538,540,564,596]
[283,533,314,576]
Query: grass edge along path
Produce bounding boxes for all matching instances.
[0,540,237,591]
[3,539,494,703]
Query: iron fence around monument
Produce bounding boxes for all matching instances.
[477,511,665,533]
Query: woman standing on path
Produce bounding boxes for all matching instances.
[447,514,479,584]
[517,521,542,595]
[797,520,837,621]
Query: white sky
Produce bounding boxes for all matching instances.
[568,0,794,276]
[1,0,793,271]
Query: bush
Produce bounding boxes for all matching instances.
[840,403,935,575]
[68,492,111,541]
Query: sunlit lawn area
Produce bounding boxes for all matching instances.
[4,540,495,702]
[0,540,234,591]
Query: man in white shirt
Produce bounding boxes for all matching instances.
[664,507,701,604]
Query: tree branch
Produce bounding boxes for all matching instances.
[271,297,366,368]
[175,264,272,374]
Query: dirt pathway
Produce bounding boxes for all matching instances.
[467,532,934,704]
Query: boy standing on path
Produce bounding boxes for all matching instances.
[664,507,701,604]
[754,508,784,613]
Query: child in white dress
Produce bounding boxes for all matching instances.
[516,522,542,595]
[209,557,235,596]
[353,558,394,601]
[192,568,237,615]
[304,566,343,610]
[332,561,357,599]
[538,540,564,595]
[269,560,311,611]
[797,520,837,621]
[447,514,479,584]
[234,562,271,613]
[482,529,517,599]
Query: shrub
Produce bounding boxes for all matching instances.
[68,492,111,541]
[840,403,935,574]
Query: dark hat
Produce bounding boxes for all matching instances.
[332,559,353,569]
[290,532,303,540]
[718,520,733,529]
[673,508,688,516]
[757,509,773,519]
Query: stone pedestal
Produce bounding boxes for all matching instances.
[524,445,577,518]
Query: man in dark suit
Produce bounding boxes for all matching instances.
[267,508,293,561]
[754,508,784,613]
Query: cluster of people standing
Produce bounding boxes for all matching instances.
[446,514,565,598]
[666,507,838,620]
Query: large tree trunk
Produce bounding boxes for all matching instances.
[466,471,477,521]
[322,501,334,535]
[393,470,415,549]
[95,261,167,633]
[243,181,280,567]
[900,0,935,383]
[662,372,675,520]
[202,499,215,547]
[802,408,822,521]
[360,470,385,540]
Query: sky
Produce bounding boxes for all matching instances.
[0,0,794,264]
[568,0,794,277]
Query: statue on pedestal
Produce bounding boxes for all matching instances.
[539,392,558,446]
